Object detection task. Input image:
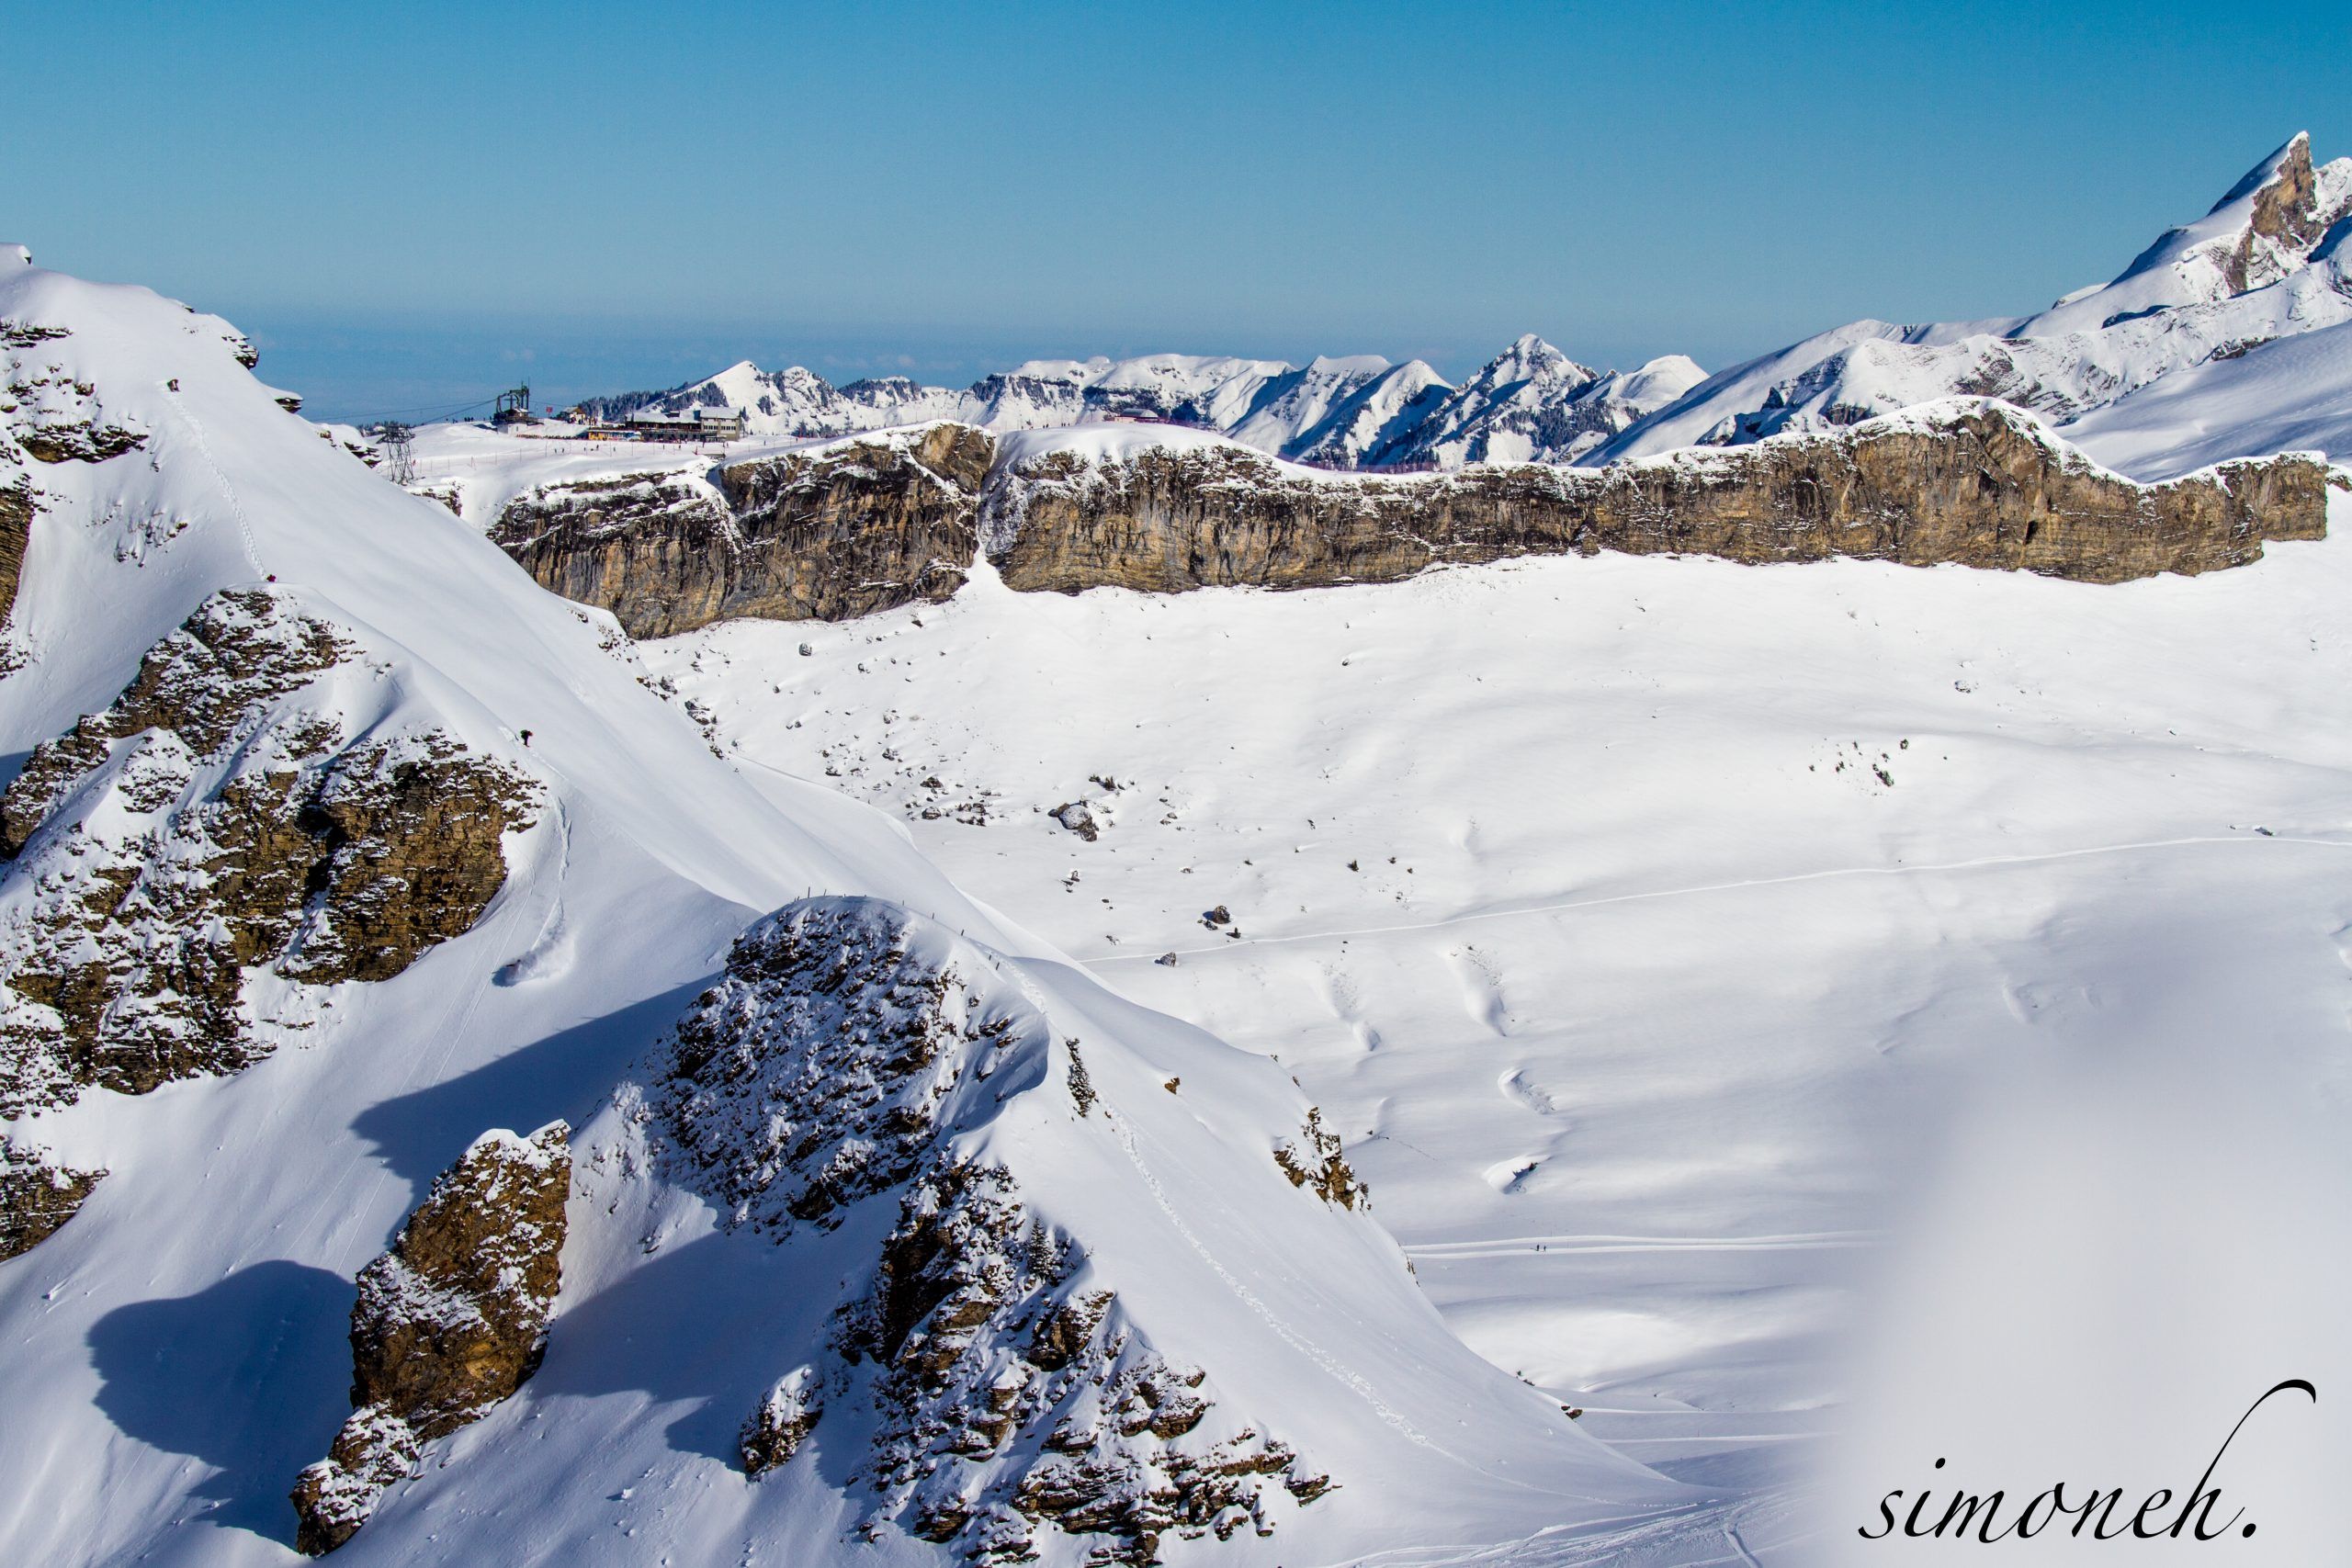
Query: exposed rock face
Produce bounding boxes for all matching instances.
[0,588,539,1120]
[655,897,1333,1564]
[1273,1106,1368,1210]
[0,478,29,632]
[2226,133,2340,293]
[492,403,2326,636]
[741,1367,822,1475]
[0,1144,103,1260]
[291,1122,571,1556]
[491,423,991,637]
[989,403,2330,594]
[3,333,146,467]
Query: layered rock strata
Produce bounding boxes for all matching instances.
[492,402,2329,636]
[492,423,990,637]
[989,403,2330,593]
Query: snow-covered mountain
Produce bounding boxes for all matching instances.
[0,254,1705,1565]
[1598,132,2352,468]
[1362,334,1706,468]
[576,337,1697,471]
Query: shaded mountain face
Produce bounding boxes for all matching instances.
[1597,132,2352,469]
[572,336,1698,472]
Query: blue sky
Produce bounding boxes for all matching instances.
[8,1,2347,421]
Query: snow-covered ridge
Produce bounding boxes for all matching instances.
[1599,131,2352,472]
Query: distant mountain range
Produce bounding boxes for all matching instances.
[575,338,1707,469]
[579,132,2352,482]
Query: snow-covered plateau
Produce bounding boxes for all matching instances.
[4,127,2352,1568]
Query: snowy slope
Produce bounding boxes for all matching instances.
[2059,314,2352,479]
[0,257,1699,1566]
[1600,133,2352,468]
[649,475,2352,1558]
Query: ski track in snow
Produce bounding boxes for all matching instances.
[163,401,266,580]
[1100,1102,1453,1460]
[1083,832,2352,965]
[1406,1232,1874,1259]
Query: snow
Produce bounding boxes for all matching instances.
[577,335,1697,474]
[0,262,1707,1566]
[1598,132,2352,473]
[12,130,2352,1562]
[646,479,2352,1559]
[2060,317,2352,479]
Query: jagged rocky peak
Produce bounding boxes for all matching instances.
[292,1122,572,1555]
[645,895,1419,1562]
[2211,131,2352,293]
[0,584,540,1130]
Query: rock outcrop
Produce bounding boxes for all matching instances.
[0,478,29,632]
[0,1143,102,1260]
[492,423,991,637]
[989,403,2329,594]
[0,588,539,1121]
[291,1122,571,1555]
[652,897,1339,1564]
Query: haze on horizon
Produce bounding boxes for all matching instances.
[10,0,2348,422]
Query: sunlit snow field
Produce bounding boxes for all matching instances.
[644,493,2352,1556]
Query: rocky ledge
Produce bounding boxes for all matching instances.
[988,402,2330,593]
[490,401,2329,636]
[0,589,540,1122]
[291,1122,571,1555]
[0,1142,103,1261]
[492,422,990,637]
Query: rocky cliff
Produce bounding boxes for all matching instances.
[492,401,2326,637]
[0,1143,101,1261]
[291,1122,571,1555]
[989,403,2329,594]
[0,479,29,634]
[492,423,990,637]
[0,588,539,1121]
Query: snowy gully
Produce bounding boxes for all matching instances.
[1856,1381,2315,1544]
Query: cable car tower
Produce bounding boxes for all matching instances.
[492,384,536,425]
